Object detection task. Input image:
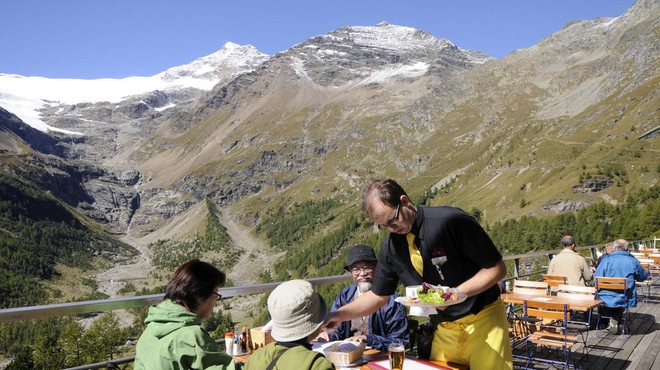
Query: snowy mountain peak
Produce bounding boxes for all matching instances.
[328,22,453,52]
[157,42,269,83]
[0,42,270,134]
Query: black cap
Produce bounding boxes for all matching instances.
[344,245,378,271]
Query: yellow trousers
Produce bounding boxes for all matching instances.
[431,299,513,370]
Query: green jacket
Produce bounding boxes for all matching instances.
[243,342,334,370]
[134,299,235,370]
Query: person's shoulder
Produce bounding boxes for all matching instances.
[423,205,465,216]
[244,343,280,369]
[285,346,334,368]
[335,285,356,301]
[175,324,217,345]
[310,352,335,370]
[422,206,474,224]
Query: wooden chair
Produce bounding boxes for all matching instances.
[508,280,549,343]
[647,253,660,266]
[556,284,597,353]
[513,280,549,296]
[636,260,654,303]
[595,276,630,334]
[522,300,578,369]
[646,254,660,280]
[543,274,568,295]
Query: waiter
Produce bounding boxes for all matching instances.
[324,179,512,370]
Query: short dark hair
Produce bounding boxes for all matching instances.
[164,259,226,311]
[360,178,408,218]
[561,235,575,248]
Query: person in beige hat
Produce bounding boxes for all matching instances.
[244,280,334,370]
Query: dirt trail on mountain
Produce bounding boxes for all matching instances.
[96,236,152,297]
[218,212,286,324]
[220,211,284,285]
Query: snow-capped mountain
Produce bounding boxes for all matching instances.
[0,42,269,134]
[280,21,493,88]
[1,4,657,244]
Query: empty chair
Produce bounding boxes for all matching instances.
[556,284,597,353]
[647,253,660,265]
[513,280,549,296]
[636,260,654,303]
[543,274,568,295]
[522,300,578,369]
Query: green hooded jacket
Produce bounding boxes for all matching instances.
[134,299,235,370]
[243,342,334,370]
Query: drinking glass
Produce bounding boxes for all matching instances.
[388,341,405,370]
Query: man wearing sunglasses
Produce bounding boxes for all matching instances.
[324,179,512,370]
[316,245,408,351]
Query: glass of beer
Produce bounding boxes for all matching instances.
[388,341,405,370]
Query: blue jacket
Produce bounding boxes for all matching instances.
[329,284,408,351]
[594,250,648,308]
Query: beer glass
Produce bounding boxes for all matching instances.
[388,341,405,370]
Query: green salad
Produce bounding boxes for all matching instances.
[416,283,452,304]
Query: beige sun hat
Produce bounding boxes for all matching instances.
[268,279,328,342]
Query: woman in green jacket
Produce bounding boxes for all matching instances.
[244,279,334,370]
[135,259,235,370]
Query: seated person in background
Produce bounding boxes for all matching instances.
[244,279,334,370]
[316,245,408,351]
[594,239,648,334]
[547,235,593,286]
[135,259,235,370]
[592,242,616,272]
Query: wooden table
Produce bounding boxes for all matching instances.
[358,349,467,369]
[232,348,467,369]
[500,292,602,311]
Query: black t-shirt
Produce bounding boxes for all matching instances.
[371,206,502,322]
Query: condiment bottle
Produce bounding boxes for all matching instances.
[241,326,248,353]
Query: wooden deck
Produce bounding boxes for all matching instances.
[511,284,660,369]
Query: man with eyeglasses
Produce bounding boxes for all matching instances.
[316,245,408,351]
[324,179,512,370]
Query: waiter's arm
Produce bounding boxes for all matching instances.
[323,290,389,332]
[455,259,506,297]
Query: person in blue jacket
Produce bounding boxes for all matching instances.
[594,239,648,334]
[317,245,408,351]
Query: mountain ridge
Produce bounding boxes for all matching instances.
[0,4,658,294]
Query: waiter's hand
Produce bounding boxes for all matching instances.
[436,287,466,311]
[323,311,343,333]
[314,331,330,342]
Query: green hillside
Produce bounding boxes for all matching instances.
[0,172,137,309]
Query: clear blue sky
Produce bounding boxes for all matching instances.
[1,0,636,79]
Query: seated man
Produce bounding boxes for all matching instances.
[594,239,648,334]
[592,242,615,272]
[548,235,593,286]
[244,279,334,370]
[318,245,408,351]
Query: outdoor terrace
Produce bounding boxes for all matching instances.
[1,238,658,370]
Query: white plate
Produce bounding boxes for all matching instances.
[395,295,467,308]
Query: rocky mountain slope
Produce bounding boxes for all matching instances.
[0,0,658,286]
